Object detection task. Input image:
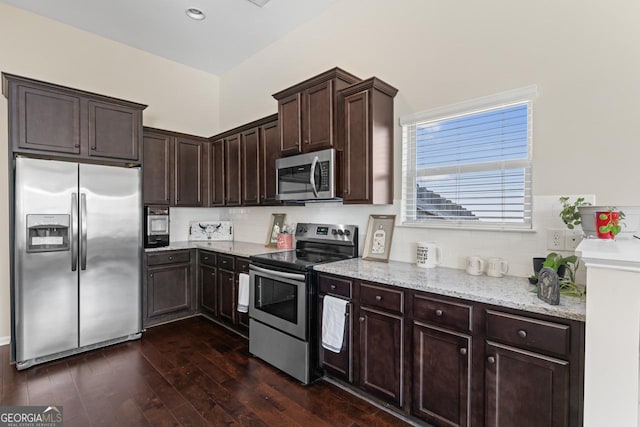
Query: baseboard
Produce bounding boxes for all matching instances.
[0,336,10,346]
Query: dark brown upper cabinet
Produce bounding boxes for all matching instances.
[174,137,208,207]
[338,78,398,205]
[259,119,280,205]
[273,67,361,156]
[142,127,208,207]
[241,128,260,206]
[209,139,225,207]
[3,73,146,164]
[143,131,172,205]
[225,134,242,206]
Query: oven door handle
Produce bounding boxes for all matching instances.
[250,264,306,282]
[310,155,319,198]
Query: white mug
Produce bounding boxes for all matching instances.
[416,242,442,268]
[466,256,485,275]
[486,257,509,278]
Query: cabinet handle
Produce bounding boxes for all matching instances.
[459,348,467,356]
[435,309,443,317]
[517,329,527,338]
[91,146,96,150]
[149,273,153,277]
[375,295,382,301]
[487,356,496,364]
[330,284,336,290]
[168,256,173,261]
[204,256,209,260]
[359,316,365,322]
[74,144,80,148]
[304,139,309,144]
[211,273,215,276]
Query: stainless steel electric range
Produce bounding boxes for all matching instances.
[248,222,358,384]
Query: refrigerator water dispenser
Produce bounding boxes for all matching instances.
[26,214,70,253]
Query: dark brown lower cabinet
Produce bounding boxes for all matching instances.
[485,341,570,427]
[217,268,236,325]
[144,250,195,327]
[199,265,217,317]
[236,258,250,335]
[412,322,471,427]
[318,294,353,382]
[358,307,403,406]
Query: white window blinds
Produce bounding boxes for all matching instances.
[401,86,536,229]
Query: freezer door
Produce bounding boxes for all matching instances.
[14,157,79,361]
[79,164,142,347]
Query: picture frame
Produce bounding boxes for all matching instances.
[265,213,287,247]
[362,214,396,262]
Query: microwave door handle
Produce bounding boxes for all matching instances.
[310,156,319,198]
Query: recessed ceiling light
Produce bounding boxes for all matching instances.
[186,7,206,20]
[247,0,271,7]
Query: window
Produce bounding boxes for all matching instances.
[401,86,536,229]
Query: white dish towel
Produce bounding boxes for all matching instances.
[237,273,250,313]
[322,295,348,353]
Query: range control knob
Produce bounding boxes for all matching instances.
[331,229,338,235]
[344,229,351,236]
[298,226,306,233]
[338,229,344,236]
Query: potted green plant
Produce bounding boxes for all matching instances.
[559,196,591,230]
[596,208,625,239]
[530,252,584,297]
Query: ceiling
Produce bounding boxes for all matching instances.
[0,0,338,75]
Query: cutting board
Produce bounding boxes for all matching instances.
[188,221,233,241]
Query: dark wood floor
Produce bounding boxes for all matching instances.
[0,317,411,426]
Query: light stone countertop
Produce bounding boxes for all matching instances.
[144,240,286,258]
[314,258,586,322]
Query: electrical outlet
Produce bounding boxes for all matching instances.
[565,231,583,251]
[547,229,565,250]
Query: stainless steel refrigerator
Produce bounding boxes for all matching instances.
[13,157,142,369]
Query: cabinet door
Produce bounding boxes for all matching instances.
[342,90,370,203]
[14,84,82,155]
[242,128,260,205]
[174,138,204,206]
[260,120,280,205]
[217,269,236,325]
[358,307,403,406]
[143,132,172,205]
[303,80,334,152]
[88,100,141,161]
[278,93,302,155]
[147,264,190,318]
[199,265,217,317]
[225,135,242,206]
[413,323,471,427]
[485,342,570,427]
[319,295,352,382]
[210,139,225,206]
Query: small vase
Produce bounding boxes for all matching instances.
[596,211,620,239]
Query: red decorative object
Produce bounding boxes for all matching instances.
[277,233,293,249]
[596,211,620,239]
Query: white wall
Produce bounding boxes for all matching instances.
[0,3,221,340]
[206,0,640,278]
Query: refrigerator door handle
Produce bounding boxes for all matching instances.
[71,192,78,271]
[80,193,87,270]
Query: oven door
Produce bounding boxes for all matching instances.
[146,215,169,236]
[249,264,307,340]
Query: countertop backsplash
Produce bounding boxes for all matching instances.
[169,195,592,281]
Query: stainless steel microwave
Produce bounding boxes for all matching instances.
[275,148,337,201]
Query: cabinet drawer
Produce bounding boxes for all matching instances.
[147,250,190,266]
[413,294,472,333]
[218,254,235,270]
[319,274,352,298]
[360,282,403,314]
[486,310,570,357]
[236,258,250,274]
[199,251,217,267]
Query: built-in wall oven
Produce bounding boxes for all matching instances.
[249,223,358,384]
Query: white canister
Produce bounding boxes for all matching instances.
[486,257,509,278]
[466,256,485,276]
[416,242,442,268]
